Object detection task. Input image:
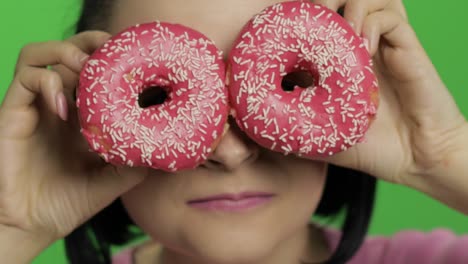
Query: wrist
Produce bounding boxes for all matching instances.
[405,121,468,214]
[0,225,55,263]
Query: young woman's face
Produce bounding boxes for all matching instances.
[116,0,329,263]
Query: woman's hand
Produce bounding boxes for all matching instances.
[313,0,468,211]
[0,31,149,250]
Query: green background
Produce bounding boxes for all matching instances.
[0,0,467,263]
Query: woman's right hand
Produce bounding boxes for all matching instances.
[0,31,149,247]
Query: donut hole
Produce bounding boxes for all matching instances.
[281,71,315,92]
[138,86,169,108]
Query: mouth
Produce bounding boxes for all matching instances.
[187,192,276,212]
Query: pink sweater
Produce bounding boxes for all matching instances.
[112,228,468,263]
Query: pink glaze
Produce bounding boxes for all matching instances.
[77,22,229,172]
[228,1,379,157]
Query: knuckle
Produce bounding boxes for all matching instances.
[18,43,37,59]
[393,10,407,22]
[14,66,29,79]
[16,43,40,69]
[384,8,399,17]
[381,9,406,26]
[0,194,31,231]
[65,44,89,66]
[369,10,382,22]
[41,70,62,88]
[58,41,80,57]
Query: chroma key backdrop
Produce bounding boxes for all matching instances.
[0,0,467,263]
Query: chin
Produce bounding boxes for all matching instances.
[180,226,278,264]
[189,242,275,264]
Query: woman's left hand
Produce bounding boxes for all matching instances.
[312,0,468,212]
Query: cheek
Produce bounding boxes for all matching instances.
[290,160,327,203]
[120,175,187,242]
[276,158,328,224]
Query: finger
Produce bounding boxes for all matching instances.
[362,10,417,56]
[50,31,112,119]
[48,65,82,132]
[61,31,112,102]
[15,42,89,74]
[387,0,408,21]
[50,65,78,101]
[66,30,112,54]
[3,67,68,121]
[313,0,346,12]
[343,0,390,35]
[312,106,401,183]
[363,10,461,130]
[49,32,112,108]
[41,31,111,98]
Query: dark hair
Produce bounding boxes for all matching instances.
[65,2,377,263]
[76,0,113,32]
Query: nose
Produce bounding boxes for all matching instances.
[202,118,259,171]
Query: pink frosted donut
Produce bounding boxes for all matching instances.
[77,22,229,172]
[228,1,379,157]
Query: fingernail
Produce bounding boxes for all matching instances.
[55,92,68,121]
[79,55,89,64]
[363,38,370,53]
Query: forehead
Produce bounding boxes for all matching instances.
[108,0,283,55]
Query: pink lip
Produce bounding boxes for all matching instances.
[187,192,275,212]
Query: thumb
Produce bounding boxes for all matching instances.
[313,145,361,172]
[312,131,381,177]
[87,165,149,211]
